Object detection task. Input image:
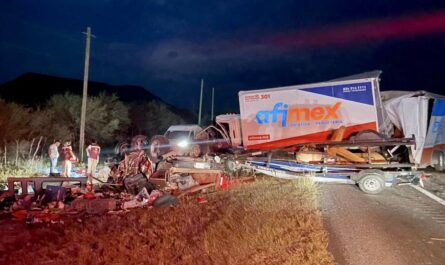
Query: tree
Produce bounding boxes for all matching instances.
[129,101,185,137]
[44,93,130,145]
[0,99,33,141]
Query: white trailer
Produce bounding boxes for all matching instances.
[238,76,389,150]
[383,91,445,170]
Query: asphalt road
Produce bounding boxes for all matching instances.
[320,184,445,265]
[424,170,445,201]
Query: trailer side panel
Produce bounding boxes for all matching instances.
[239,78,381,150]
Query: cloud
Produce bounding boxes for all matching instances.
[134,10,445,83]
[264,10,445,49]
[138,37,287,81]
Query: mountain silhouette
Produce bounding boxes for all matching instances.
[0,72,195,121]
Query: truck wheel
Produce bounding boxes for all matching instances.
[149,135,170,162]
[358,173,385,194]
[224,158,238,176]
[131,135,148,151]
[114,141,130,156]
[190,144,201,158]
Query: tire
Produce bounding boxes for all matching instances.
[434,151,444,171]
[358,173,385,194]
[190,144,202,158]
[131,135,148,151]
[199,143,210,156]
[148,135,170,162]
[114,141,130,156]
[434,164,444,172]
[224,158,238,176]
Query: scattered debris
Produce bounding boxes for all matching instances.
[152,194,179,208]
[196,197,207,204]
[122,187,150,209]
[1,147,253,226]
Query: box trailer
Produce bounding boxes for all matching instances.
[238,77,388,150]
[383,90,445,169]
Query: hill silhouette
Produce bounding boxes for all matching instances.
[0,72,195,121]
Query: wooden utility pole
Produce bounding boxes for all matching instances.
[211,87,215,122]
[79,26,93,163]
[198,78,204,126]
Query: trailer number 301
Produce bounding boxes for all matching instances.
[260,94,270,99]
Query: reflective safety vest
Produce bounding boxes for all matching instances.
[87,144,101,160]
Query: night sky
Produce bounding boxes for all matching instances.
[1,0,445,114]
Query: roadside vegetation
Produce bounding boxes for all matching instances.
[0,93,185,182]
[4,178,335,265]
[0,160,45,185]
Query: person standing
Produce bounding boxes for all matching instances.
[48,141,60,176]
[86,140,101,181]
[61,141,75,177]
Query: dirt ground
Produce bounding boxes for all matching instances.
[320,183,445,265]
[0,179,335,265]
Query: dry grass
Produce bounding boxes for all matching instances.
[0,159,46,183]
[5,178,335,265]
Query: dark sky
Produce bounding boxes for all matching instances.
[1,0,445,114]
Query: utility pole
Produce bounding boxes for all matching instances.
[79,26,94,163]
[198,78,204,126]
[211,87,215,122]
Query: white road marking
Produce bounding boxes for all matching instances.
[409,184,445,207]
[430,238,445,242]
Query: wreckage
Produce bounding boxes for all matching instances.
[0,136,237,224]
[1,71,442,223]
[145,71,433,194]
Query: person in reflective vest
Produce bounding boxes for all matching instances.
[86,139,101,182]
[61,141,75,177]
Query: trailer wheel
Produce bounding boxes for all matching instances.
[148,135,170,162]
[358,172,385,194]
[433,151,444,171]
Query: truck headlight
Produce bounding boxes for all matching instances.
[177,140,189,148]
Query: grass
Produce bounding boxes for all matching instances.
[3,178,336,265]
[0,159,46,189]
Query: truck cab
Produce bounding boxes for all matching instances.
[215,114,243,148]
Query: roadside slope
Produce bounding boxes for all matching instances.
[2,179,335,265]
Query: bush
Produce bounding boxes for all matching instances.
[0,158,46,184]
